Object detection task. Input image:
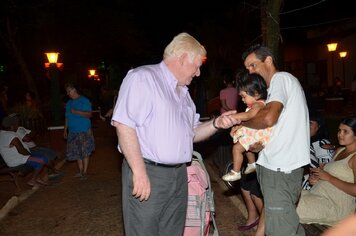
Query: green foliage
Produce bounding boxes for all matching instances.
[0,65,6,73]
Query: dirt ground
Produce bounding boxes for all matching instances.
[0,120,260,236]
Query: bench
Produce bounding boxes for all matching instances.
[0,155,33,190]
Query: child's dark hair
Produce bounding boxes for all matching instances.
[237,71,267,100]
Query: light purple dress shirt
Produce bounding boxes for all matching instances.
[111,61,201,164]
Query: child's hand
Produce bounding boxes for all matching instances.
[230,125,242,137]
[230,125,238,137]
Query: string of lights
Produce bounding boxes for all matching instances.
[280,0,326,15]
[281,16,356,30]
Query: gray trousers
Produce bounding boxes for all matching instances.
[257,165,305,236]
[122,159,188,236]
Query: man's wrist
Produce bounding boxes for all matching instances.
[212,117,220,130]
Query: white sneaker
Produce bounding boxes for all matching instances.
[222,170,241,181]
[244,163,256,174]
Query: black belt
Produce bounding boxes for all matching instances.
[143,158,183,168]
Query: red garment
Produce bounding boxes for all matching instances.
[219,87,238,114]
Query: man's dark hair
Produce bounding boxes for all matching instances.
[242,44,278,70]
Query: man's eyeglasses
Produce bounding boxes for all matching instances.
[246,60,262,70]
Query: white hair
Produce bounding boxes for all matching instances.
[163,32,206,62]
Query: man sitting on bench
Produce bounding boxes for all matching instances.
[0,114,49,186]
[15,121,62,178]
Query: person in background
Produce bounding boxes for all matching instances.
[64,82,95,180]
[22,90,44,118]
[351,74,356,94]
[0,114,49,186]
[111,32,237,236]
[24,91,39,110]
[16,123,63,178]
[98,86,115,121]
[302,110,335,190]
[334,77,342,93]
[219,68,238,114]
[240,44,310,236]
[0,85,8,123]
[238,172,265,235]
[297,116,356,226]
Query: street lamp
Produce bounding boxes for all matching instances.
[339,51,347,87]
[88,69,100,81]
[45,52,62,126]
[327,43,338,85]
[89,69,96,77]
[46,53,59,63]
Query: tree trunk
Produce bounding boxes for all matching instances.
[261,0,283,67]
[1,18,40,101]
[260,0,268,44]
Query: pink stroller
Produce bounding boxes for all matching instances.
[183,151,219,236]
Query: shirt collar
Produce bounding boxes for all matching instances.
[160,61,188,97]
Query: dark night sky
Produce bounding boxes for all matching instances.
[1,0,355,83]
[280,0,356,39]
[2,0,355,59]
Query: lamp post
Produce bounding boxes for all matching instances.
[327,43,338,85]
[45,52,62,126]
[339,51,347,87]
[87,69,100,114]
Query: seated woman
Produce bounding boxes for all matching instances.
[297,116,356,226]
